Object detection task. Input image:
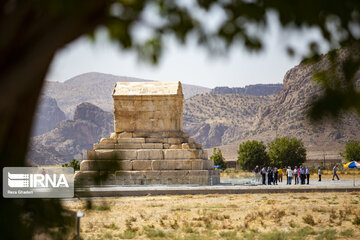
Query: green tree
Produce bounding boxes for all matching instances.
[210,147,227,170]
[340,141,360,162]
[62,158,80,170]
[238,140,269,171]
[268,137,306,167]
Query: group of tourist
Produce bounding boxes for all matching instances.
[253,164,341,185]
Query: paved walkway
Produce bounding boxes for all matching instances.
[74,178,360,197]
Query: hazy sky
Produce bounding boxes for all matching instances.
[45,13,324,89]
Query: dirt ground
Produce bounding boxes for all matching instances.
[63,191,360,240]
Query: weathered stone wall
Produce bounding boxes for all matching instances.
[113,96,183,132]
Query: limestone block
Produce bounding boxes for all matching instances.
[169,145,182,149]
[163,144,170,149]
[145,138,166,143]
[151,160,176,170]
[191,159,204,170]
[144,171,161,179]
[115,150,137,160]
[87,150,97,160]
[95,150,116,160]
[167,137,183,144]
[163,149,203,159]
[117,132,133,138]
[132,160,152,170]
[136,149,163,160]
[80,160,130,171]
[94,143,115,150]
[196,144,202,149]
[115,143,142,149]
[182,143,190,149]
[175,160,192,170]
[188,138,196,144]
[163,149,184,159]
[110,132,117,139]
[182,133,190,138]
[141,143,163,149]
[117,138,145,143]
[100,138,117,144]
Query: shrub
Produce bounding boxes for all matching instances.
[62,158,80,170]
[340,140,360,162]
[210,148,227,170]
[238,140,270,171]
[303,215,316,225]
[268,137,306,167]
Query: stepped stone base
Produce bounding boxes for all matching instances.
[74,131,219,186]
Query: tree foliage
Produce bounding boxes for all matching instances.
[268,137,307,167]
[238,140,269,171]
[340,141,360,162]
[210,147,227,170]
[62,158,80,170]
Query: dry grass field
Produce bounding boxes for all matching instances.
[64,191,360,240]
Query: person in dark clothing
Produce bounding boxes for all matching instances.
[318,167,322,181]
[267,167,272,185]
[294,166,298,185]
[306,167,310,184]
[261,167,266,185]
[273,167,278,185]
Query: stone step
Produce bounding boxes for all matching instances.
[80,159,214,171]
[87,149,207,160]
[74,170,220,186]
[94,143,164,150]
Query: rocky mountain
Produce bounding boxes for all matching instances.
[43,72,211,118]
[28,102,113,165]
[184,94,275,148]
[31,95,66,136]
[212,84,282,95]
[217,51,360,161]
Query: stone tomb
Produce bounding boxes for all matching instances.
[74,82,219,186]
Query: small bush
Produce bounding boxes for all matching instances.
[119,230,136,239]
[315,229,337,240]
[210,148,227,170]
[303,215,316,225]
[340,229,354,237]
[62,158,80,170]
[353,215,360,225]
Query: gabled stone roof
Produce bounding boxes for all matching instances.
[113,81,182,96]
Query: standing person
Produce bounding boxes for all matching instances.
[332,164,340,180]
[306,167,310,184]
[267,167,273,185]
[254,165,260,182]
[300,166,305,184]
[294,166,298,185]
[286,166,293,185]
[318,167,322,181]
[273,167,278,185]
[284,167,288,185]
[278,168,283,183]
[261,166,266,185]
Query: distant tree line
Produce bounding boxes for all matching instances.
[238,137,307,171]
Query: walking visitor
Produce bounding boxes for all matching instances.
[278,168,283,183]
[332,164,340,180]
[294,166,298,185]
[318,167,322,182]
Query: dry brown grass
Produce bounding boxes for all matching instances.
[63,192,360,240]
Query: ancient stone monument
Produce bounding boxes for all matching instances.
[74,82,219,186]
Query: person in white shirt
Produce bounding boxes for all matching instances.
[286,166,293,185]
